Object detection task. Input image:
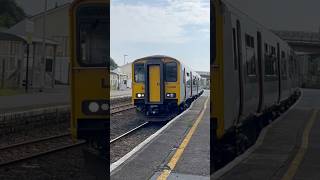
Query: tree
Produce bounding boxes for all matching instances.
[0,0,26,28]
[110,58,118,70]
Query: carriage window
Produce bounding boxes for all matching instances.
[165,62,177,82]
[134,64,144,83]
[77,5,108,67]
[246,34,256,75]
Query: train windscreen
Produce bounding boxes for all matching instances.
[165,62,177,82]
[77,5,108,67]
[134,64,145,83]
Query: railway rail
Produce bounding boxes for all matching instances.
[111,103,135,115]
[0,133,85,167]
[110,122,149,144]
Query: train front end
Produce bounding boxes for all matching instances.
[132,56,181,116]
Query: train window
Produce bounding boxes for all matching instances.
[232,28,238,70]
[246,55,256,75]
[134,64,144,83]
[281,59,287,77]
[271,46,276,55]
[265,56,277,75]
[165,62,177,82]
[77,5,108,67]
[246,34,256,76]
[245,34,254,48]
[265,43,268,53]
[281,51,285,58]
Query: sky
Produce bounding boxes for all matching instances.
[14,0,320,71]
[110,0,210,72]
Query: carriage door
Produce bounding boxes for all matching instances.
[148,65,161,102]
[257,31,263,113]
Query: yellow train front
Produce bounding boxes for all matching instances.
[69,0,108,150]
[132,55,204,117]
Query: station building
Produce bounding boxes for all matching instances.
[0,32,57,89]
[5,3,71,86]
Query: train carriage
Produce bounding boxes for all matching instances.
[212,0,301,169]
[132,55,203,116]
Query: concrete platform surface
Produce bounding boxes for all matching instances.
[0,86,131,113]
[111,91,210,180]
[214,88,320,180]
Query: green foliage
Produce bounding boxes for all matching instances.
[0,0,26,28]
[110,57,118,70]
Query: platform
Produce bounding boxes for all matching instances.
[110,91,210,180]
[213,88,320,180]
[0,86,131,114]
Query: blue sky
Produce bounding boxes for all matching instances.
[110,0,210,72]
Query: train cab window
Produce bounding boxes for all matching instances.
[134,64,144,83]
[165,62,177,82]
[77,5,108,67]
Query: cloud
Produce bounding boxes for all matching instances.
[111,0,209,44]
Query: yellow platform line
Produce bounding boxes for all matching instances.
[281,109,319,180]
[157,97,209,180]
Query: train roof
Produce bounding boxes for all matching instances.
[221,0,291,49]
[132,55,202,77]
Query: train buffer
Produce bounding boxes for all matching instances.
[212,88,320,180]
[111,91,210,180]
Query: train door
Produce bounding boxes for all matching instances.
[236,20,243,123]
[257,31,263,113]
[184,68,186,100]
[148,65,161,102]
[277,43,281,103]
[190,72,193,97]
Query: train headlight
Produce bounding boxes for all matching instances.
[88,102,99,112]
[136,93,144,98]
[166,93,176,98]
[101,103,109,111]
[82,100,109,115]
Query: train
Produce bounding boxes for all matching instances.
[69,0,108,177]
[211,0,301,169]
[132,55,204,116]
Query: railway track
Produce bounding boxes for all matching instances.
[110,122,149,144]
[0,133,85,167]
[111,103,135,115]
